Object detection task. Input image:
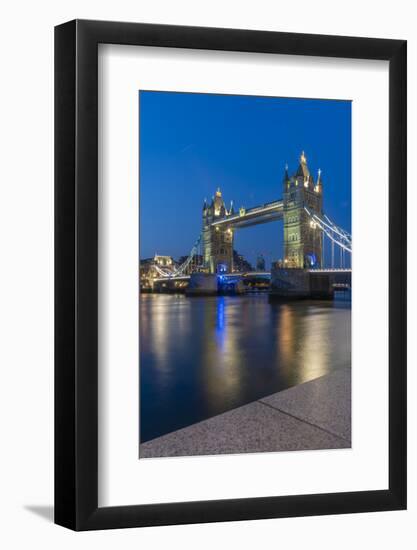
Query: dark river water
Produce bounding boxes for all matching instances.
[140,293,351,442]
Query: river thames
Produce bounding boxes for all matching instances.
[140,293,351,443]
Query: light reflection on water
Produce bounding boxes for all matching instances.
[140,293,351,442]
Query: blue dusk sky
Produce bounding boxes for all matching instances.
[139,91,351,268]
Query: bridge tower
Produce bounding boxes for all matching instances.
[202,188,234,273]
[283,152,323,268]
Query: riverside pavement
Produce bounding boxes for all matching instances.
[140,368,351,458]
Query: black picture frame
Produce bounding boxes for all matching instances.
[55,19,407,531]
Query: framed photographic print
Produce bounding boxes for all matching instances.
[55,20,407,530]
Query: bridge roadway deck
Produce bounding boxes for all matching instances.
[153,268,351,283]
[140,368,351,458]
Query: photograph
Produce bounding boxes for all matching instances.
[0,0,410,542]
[138,91,352,458]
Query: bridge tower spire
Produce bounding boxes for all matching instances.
[283,152,323,268]
[202,188,234,273]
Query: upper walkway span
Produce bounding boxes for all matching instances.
[210,199,283,229]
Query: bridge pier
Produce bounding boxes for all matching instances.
[270,267,335,300]
[186,273,246,296]
[186,273,218,296]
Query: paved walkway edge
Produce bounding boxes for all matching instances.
[140,368,351,459]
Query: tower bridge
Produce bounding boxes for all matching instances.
[150,152,351,298]
[202,151,350,274]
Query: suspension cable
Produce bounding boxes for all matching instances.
[304,207,352,254]
[171,234,202,277]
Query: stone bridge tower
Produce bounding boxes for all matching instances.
[202,188,234,273]
[283,152,323,268]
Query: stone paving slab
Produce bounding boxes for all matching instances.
[260,368,351,441]
[140,369,351,459]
